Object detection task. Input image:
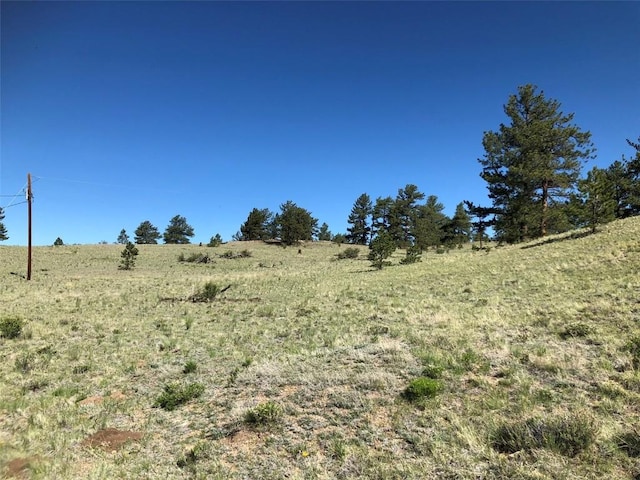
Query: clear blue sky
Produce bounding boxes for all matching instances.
[1,1,638,246]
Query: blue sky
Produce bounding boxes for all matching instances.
[1,1,638,246]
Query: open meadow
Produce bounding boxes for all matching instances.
[1,217,640,479]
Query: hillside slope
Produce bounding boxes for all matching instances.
[1,217,639,479]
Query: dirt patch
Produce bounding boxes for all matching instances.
[4,456,38,478]
[78,391,127,406]
[81,428,143,451]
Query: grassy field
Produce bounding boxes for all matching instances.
[1,217,639,479]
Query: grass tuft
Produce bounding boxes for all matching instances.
[154,382,205,411]
[492,411,598,457]
[402,377,443,402]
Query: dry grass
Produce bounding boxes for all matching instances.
[1,218,639,479]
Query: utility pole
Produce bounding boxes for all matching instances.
[27,173,32,281]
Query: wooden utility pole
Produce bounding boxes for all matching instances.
[27,173,32,281]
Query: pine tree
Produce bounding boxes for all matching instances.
[317,222,332,241]
[368,231,396,270]
[119,242,139,270]
[442,202,472,247]
[413,195,448,250]
[117,229,129,244]
[346,193,372,245]
[371,196,394,239]
[463,201,498,249]
[208,233,223,247]
[0,207,8,241]
[277,201,318,245]
[163,215,195,244]
[134,221,161,244]
[479,84,593,242]
[390,184,425,247]
[578,166,616,233]
[239,208,273,241]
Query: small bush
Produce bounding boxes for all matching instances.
[154,382,204,411]
[244,400,283,426]
[403,377,443,402]
[492,412,598,457]
[337,247,359,260]
[0,316,24,339]
[189,282,230,302]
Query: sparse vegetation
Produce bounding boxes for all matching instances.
[1,216,639,478]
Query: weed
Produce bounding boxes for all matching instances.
[154,382,205,411]
[244,400,283,426]
[0,316,24,339]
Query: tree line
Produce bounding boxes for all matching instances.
[1,84,637,247]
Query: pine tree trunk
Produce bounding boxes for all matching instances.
[541,181,549,236]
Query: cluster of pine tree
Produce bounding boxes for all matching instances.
[235,201,329,246]
[344,189,472,250]
[467,84,639,243]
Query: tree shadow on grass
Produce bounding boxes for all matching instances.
[520,229,594,250]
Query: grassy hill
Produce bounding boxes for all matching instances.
[1,217,639,479]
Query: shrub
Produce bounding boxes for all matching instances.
[337,247,359,260]
[244,400,283,426]
[492,412,598,457]
[53,237,64,246]
[189,282,230,302]
[154,382,204,411]
[0,316,24,339]
[179,252,211,264]
[402,377,443,402]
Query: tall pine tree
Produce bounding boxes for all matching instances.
[346,193,373,245]
[0,207,8,241]
[479,84,593,242]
